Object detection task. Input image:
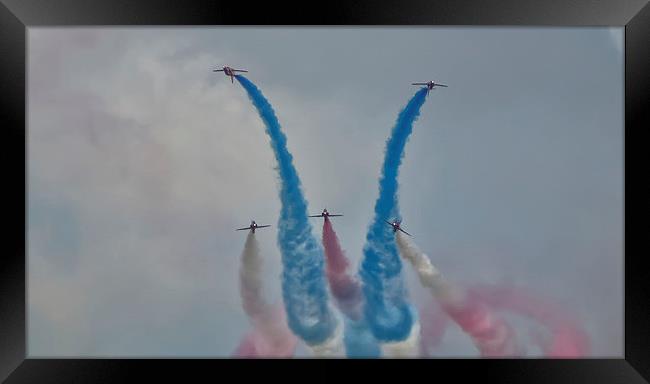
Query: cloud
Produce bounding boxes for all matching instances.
[28,29,280,356]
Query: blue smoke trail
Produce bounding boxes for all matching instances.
[344,318,382,357]
[235,75,338,345]
[360,88,428,342]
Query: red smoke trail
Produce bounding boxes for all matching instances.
[467,285,591,357]
[233,330,261,357]
[439,291,520,357]
[415,284,591,357]
[233,304,298,358]
[399,231,587,357]
[396,233,520,357]
[322,217,363,321]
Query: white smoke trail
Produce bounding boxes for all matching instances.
[235,231,297,357]
[239,231,270,322]
[395,233,461,302]
[308,310,346,357]
[380,321,422,357]
[395,232,519,357]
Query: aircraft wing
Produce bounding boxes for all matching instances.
[398,228,412,237]
[436,84,448,87]
[412,83,427,85]
[329,214,343,217]
[308,215,322,217]
[257,225,271,228]
[236,227,251,231]
[213,69,225,72]
[234,69,249,72]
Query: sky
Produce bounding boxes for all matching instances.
[27,27,623,357]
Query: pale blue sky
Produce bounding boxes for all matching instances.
[28,27,623,357]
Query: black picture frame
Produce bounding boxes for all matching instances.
[1,0,647,382]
